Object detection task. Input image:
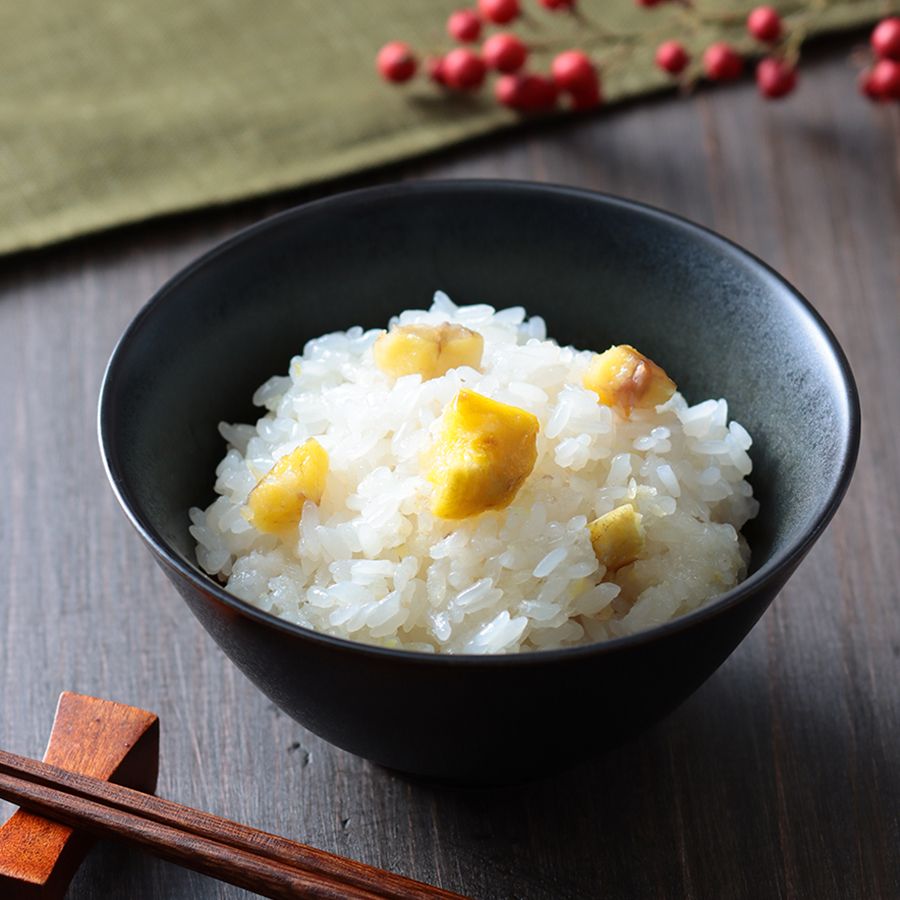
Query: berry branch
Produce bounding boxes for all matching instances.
[376,1,900,110]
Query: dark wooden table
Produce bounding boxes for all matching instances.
[1,46,898,900]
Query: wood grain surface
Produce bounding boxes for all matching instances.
[0,44,898,900]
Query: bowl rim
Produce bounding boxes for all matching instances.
[98,178,861,666]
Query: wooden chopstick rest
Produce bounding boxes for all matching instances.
[0,692,159,899]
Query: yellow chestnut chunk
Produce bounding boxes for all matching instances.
[426,389,539,520]
[588,504,645,572]
[245,439,328,533]
[374,323,483,381]
[583,344,676,417]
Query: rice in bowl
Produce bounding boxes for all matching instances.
[190,292,758,654]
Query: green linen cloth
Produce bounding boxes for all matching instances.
[0,0,890,254]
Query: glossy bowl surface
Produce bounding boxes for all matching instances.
[99,180,859,783]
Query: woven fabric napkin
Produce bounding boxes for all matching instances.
[0,0,888,254]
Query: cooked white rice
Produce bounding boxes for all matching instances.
[190,292,758,654]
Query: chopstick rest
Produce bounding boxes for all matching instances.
[0,692,159,899]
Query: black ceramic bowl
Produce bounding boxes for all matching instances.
[99,181,859,784]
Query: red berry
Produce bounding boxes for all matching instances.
[570,80,603,109]
[495,74,521,106]
[859,69,882,100]
[448,9,482,43]
[755,57,797,99]
[377,41,418,83]
[635,0,666,7]
[426,56,448,85]
[703,42,743,80]
[478,0,520,24]
[747,6,782,43]
[539,0,576,9]
[871,17,900,61]
[655,40,690,75]
[869,58,900,99]
[443,47,488,90]
[495,73,559,110]
[482,33,528,73]
[551,50,597,93]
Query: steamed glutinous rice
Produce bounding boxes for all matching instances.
[190,293,759,654]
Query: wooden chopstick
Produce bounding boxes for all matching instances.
[0,749,467,900]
